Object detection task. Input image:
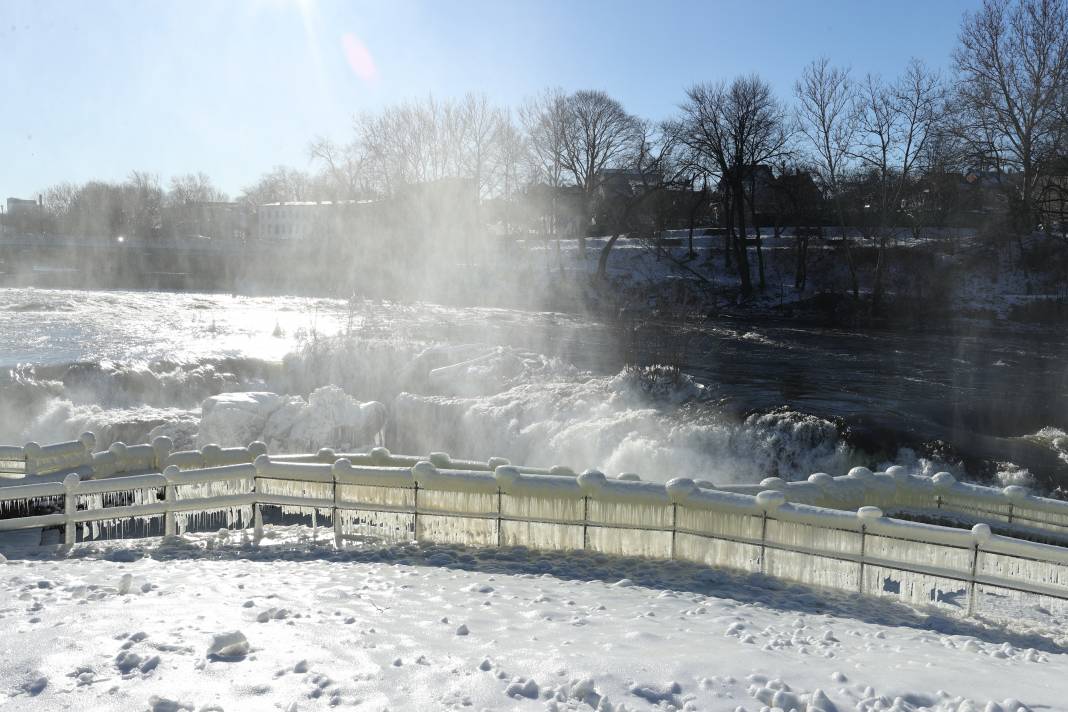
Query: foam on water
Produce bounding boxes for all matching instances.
[0,292,975,486]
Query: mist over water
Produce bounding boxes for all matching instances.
[3,286,1065,489]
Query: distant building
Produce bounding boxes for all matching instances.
[2,196,43,234]
[1037,160,1068,232]
[162,201,247,241]
[255,200,375,242]
[596,168,664,199]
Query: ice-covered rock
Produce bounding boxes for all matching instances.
[265,386,385,452]
[197,386,386,451]
[198,392,286,448]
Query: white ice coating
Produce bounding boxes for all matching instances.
[3,435,1068,619]
[198,387,386,453]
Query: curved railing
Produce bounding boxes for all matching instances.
[719,467,1068,545]
[1,438,1067,622]
[4,433,1067,547]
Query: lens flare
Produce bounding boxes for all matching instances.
[341,32,378,83]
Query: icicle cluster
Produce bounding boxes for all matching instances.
[175,506,252,535]
[257,477,333,501]
[78,487,162,511]
[173,477,254,501]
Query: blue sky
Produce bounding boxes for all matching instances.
[2,0,979,201]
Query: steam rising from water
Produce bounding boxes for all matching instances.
[0,288,1060,487]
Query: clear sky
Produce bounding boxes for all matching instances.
[2,0,980,202]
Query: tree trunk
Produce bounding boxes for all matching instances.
[749,193,766,291]
[597,233,621,280]
[722,195,733,271]
[795,235,808,292]
[834,198,859,299]
[733,186,752,297]
[871,236,888,313]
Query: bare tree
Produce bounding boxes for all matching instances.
[558,90,642,257]
[122,170,163,239]
[168,172,227,205]
[309,137,366,200]
[520,88,571,242]
[679,75,790,296]
[852,61,945,310]
[239,166,312,206]
[594,120,687,279]
[456,93,507,201]
[494,117,530,236]
[795,57,861,298]
[953,0,1068,235]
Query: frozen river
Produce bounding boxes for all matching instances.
[1,287,1066,489]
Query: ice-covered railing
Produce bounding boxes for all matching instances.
[717,467,1068,545]
[0,433,98,477]
[0,435,573,480]
[1,455,1067,620]
[5,433,1068,548]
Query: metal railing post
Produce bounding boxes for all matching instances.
[968,523,991,617]
[670,503,678,560]
[332,459,351,549]
[253,455,266,543]
[62,473,79,545]
[163,465,178,537]
[412,481,420,542]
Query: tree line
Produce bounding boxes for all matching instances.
[12,0,1068,305]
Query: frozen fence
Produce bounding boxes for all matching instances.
[4,434,1068,547]
[1,451,1067,621]
[0,433,98,477]
[719,467,1068,545]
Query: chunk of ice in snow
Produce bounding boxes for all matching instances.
[147,696,193,712]
[505,678,540,699]
[206,630,249,660]
[118,573,133,595]
[629,681,681,703]
[21,676,47,695]
[115,651,143,673]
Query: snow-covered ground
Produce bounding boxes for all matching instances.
[1,526,1065,712]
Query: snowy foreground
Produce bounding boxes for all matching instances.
[1,527,1065,712]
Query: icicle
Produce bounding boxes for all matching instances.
[586,500,673,529]
[338,509,414,543]
[501,494,584,523]
[258,478,332,501]
[417,513,496,546]
[337,484,414,509]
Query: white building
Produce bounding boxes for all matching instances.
[256,200,373,241]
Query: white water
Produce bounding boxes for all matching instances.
[0,287,975,484]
